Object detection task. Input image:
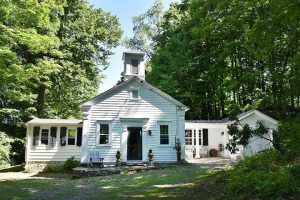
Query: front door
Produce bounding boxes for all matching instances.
[127,127,142,160]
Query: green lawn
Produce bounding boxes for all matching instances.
[0,165,222,200]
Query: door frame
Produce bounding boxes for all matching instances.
[127,127,143,161]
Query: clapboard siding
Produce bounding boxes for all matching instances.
[26,125,82,162]
[84,80,184,163]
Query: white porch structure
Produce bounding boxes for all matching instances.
[185,120,230,159]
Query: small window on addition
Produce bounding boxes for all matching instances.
[131,90,139,99]
[41,129,49,145]
[68,129,76,145]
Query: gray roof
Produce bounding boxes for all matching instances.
[185,119,230,123]
[185,110,277,124]
[186,110,256,124]
[27,118,82,124]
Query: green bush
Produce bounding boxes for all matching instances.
[63,156,80,172]
[223,149,300,199]
[43,164,64,173]
[275,115,300,161]
[0,132,12,168]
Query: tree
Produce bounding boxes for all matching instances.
[142,0,299,120]
[226,120,272,153]
[46,0,122,118]
[124,0,163,57]
[0,0,122,164]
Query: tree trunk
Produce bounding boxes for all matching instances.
[37,84,46,118]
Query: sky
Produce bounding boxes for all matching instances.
[88,0,176,93]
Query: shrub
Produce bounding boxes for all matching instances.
[223,149,300,199]
[43,164,64,173]
[63,156,80,172]
[0,132,12,168]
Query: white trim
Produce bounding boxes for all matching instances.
[158,121,171,146]
[237,110,278,125]
[80,76,189,111]
[66,127,77,146]
[96,120,112,146]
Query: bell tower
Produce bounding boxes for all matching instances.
[122,51,146,81]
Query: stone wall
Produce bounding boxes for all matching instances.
[25,161,64,173]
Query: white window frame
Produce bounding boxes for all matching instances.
[198,129,202,146]
[67,127,77,146]
[158,122,171,145]
[96,121,112,146]
[185,129,193,145]
[39,127,50,146]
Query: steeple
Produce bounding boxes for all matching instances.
[122,51,146,81]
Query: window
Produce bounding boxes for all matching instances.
[160,125,169,144]
[203,129,208,146]
[68,129,76,145]
[41,129,49,145]
[199,129,202,145]
[194,130,196,145]
[99,124,109,144]
[131,90,139,99]
[185,129,192,145]
[131,59,138,74]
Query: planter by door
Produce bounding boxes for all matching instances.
[127,127,142,160]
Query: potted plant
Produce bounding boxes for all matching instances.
[209,148,218,157]
[175,138,181,163]
[175,138,181,151]
[148,149,154,166]
[115,150,121,166]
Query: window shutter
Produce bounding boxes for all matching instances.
[50,127,57,146]
[33,127,40,146]
[203,129,208,146]
[60,127,67,146]
[76,127,82,146]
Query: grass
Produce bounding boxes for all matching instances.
[0,164,220,200]
[3,159,297,200]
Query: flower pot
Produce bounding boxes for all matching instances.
[148,153,153,161]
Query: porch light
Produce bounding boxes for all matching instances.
[148,130,152,136]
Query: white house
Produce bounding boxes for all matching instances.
[25,51,277,164]
[184,110,277,159]
[26,51,189,164]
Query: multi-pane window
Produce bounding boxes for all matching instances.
[194,130,196,145]
[160,125,169,144]
[185,129,192,145]
[198,129,202,145]
[68,129,76,145]
[99,124,109,144]
[41,129,49,145]
[131,59,139,74]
